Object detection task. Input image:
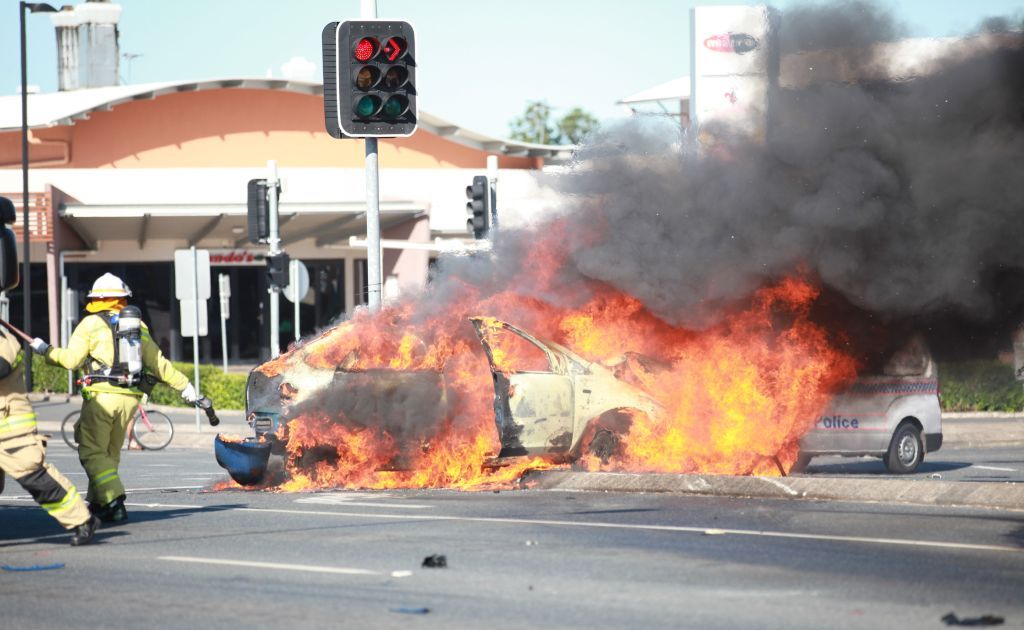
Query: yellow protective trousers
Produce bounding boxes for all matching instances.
[76,392,139,505]
[0,431,92,529]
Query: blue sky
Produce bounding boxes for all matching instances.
[2,0,1022,138]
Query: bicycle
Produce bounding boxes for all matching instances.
[62,403,175,451]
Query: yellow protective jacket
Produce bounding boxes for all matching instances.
[0,327,35,439]
[46,312,190,397]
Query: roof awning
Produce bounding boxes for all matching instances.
[618,77,691,105]
[61,201,424,249]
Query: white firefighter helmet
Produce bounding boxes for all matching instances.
[87,273,132,298]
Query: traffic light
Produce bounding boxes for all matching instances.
[322,20,418,138]
[247,179,281,245]
[466,176,489,239]
[266,252,290,290]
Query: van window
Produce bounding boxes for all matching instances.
[882,334,931,377]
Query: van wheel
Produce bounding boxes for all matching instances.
[790,453,812,474]
[884,423,923,474]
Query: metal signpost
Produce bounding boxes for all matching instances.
[174,247,210,431]
[218,273,230,373]
[284,259,310,343]
[267,160,282,356]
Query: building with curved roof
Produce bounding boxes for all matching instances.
[0,77,571,361]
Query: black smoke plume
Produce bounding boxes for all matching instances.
[455,2,1024,363]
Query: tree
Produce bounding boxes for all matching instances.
[556,107,600,145]
[509,100,557,144]
[509,101,599,145]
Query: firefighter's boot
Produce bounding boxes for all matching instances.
[94,495,127,523]
[70,515,100,546]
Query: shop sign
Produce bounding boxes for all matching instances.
[209,249,264,266]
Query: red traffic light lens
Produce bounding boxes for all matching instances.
[382,37,407,62]
[353,37,379,62]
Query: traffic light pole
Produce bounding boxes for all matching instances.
[362,0,383,312]
[267,159,281,357]
[487,155,498,232]
[365,139,382,311]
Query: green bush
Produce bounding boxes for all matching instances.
[31,355,71,393]
[938,360,1024,412]
[30,356,247,410]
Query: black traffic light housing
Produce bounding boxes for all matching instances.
[466,176,489,240]
[0,196,19,292]
[266,252,290,290]
[247,179,281,245]
[322,19,418,138]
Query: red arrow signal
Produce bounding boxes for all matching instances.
[382,37,407,62]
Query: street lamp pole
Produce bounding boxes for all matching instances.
[19,2,59,391]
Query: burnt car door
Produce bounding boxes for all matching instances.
[471,318,574,457]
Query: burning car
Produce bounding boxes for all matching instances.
[218,316,661,486]
[470,317,661,462]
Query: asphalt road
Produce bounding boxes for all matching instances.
[799,446,1024,483]
[2,444,1023,629]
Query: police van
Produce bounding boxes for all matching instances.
[797,335,942,474]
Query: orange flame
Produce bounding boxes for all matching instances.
[242,267,855,493]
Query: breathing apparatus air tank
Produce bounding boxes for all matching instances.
[115,305,143,383]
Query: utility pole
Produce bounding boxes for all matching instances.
[267,159,281,357]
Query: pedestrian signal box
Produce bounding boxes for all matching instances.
[322,20,418,138]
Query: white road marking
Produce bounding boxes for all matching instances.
[970,465,1017,472]
[159,556,380,576]
[213,505,1022,554]
[6,499,1020,555]
[294,493,432,509]
[125,485,203,492]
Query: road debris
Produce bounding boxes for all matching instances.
[2,563,65,572]
[942,612,1005,626]
[422,554,447,568]
[390,607,430,615]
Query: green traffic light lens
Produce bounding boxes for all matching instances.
[382,95,409,120]
[355,66,380,91]
[355,95,381,119]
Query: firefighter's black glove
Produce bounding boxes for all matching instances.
[29,338,49,355]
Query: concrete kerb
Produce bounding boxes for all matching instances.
[524,470,1024,512]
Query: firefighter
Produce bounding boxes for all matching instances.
[0,325,99,545]
[31,273,197,522]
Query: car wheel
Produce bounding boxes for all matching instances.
[587,429,621,464]
[884,423,923,474]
